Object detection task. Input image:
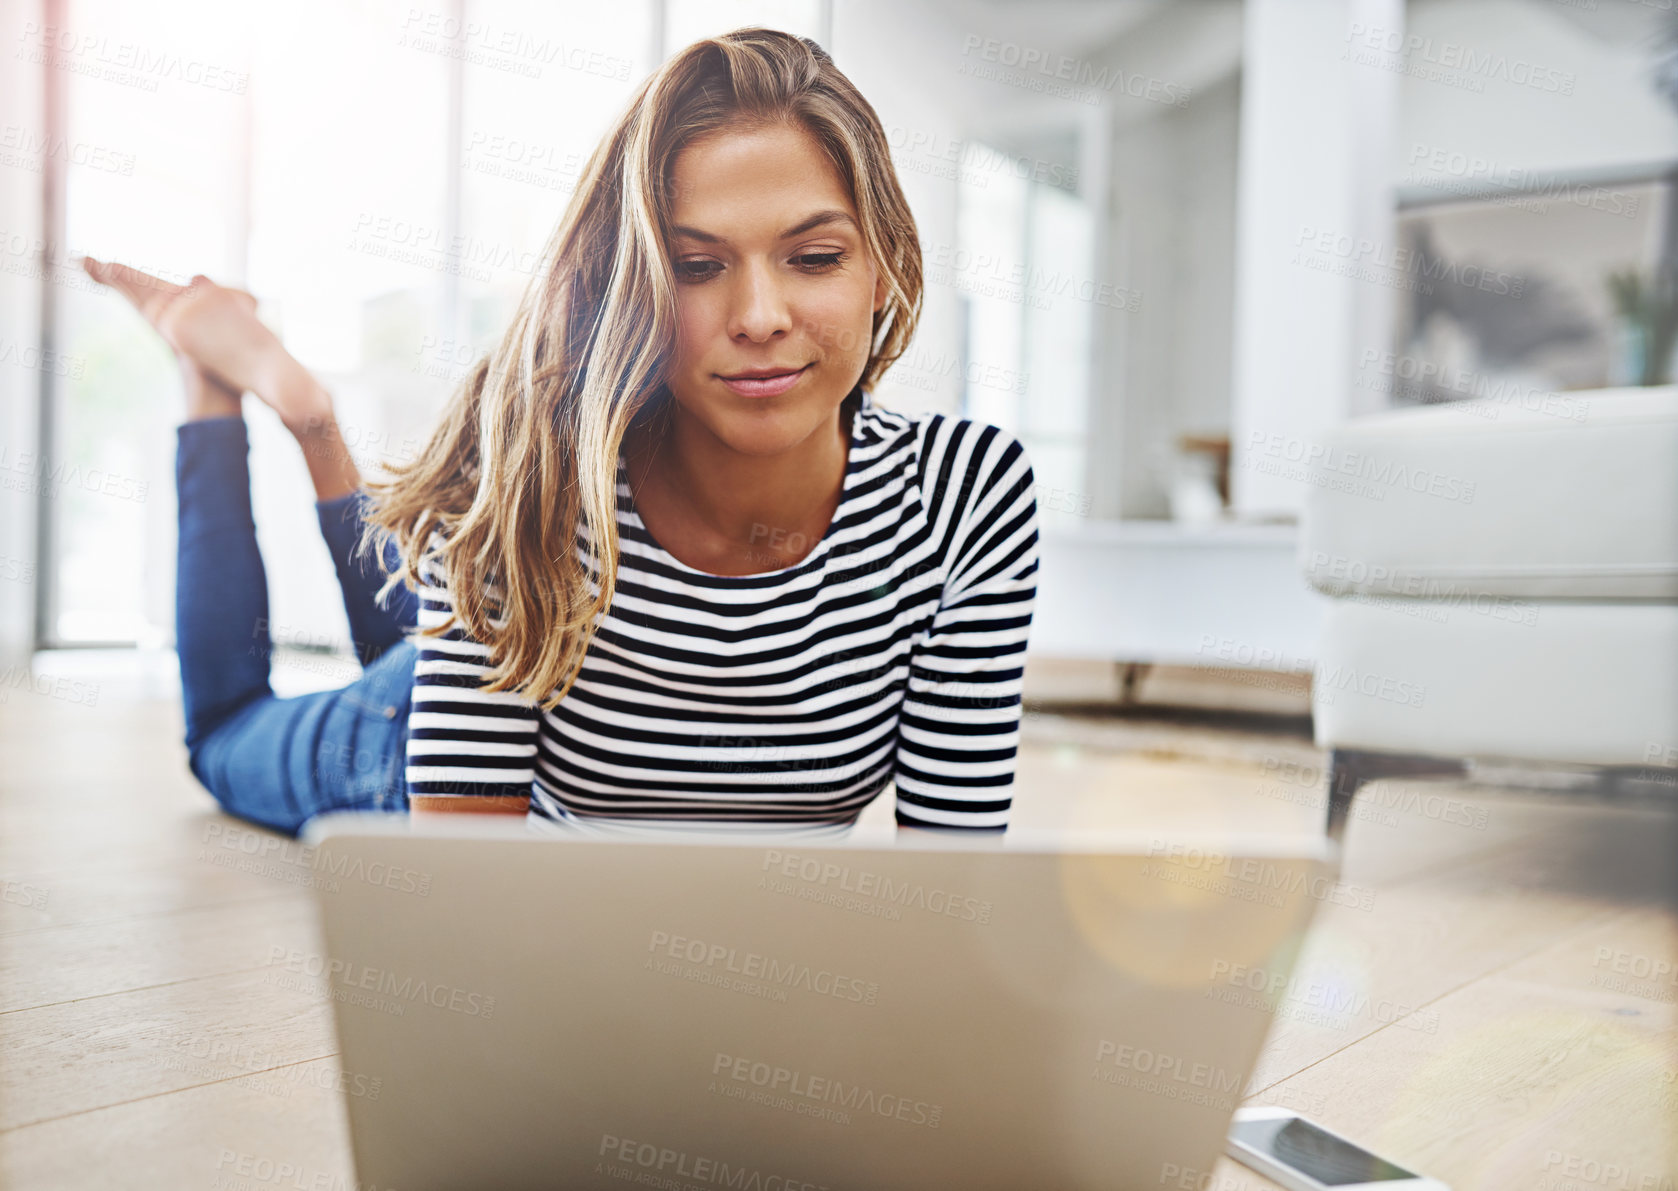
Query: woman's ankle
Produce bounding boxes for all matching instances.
[179,356,243,421]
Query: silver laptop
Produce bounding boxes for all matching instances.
[303,814,1332,1191]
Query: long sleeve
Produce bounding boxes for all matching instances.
[403,532,541,806]
[893,425,1040,830]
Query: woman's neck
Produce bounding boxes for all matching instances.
[624,398,854,574]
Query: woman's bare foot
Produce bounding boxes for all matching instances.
[83,256,361,500]
[80,257,333,436]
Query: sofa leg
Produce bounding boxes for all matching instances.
[1324,749,1468,844]
[1116,661,1151,706]
[1324,750,1367,845]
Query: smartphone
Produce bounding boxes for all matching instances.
[1225,1107,1450,1191]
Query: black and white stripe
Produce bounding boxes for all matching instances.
[404,400,1039,830]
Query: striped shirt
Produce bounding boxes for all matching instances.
[403,396,1040,831]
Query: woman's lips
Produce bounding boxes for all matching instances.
[717,364,810,398]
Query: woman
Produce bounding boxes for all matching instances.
[88,28,1039,838]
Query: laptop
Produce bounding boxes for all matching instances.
[302,813,1333,1191]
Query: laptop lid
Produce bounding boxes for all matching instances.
[303,815,1333,1191]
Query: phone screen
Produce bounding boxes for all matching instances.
[1231,1116,1418,1185]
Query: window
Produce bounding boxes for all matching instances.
[953,141,1093,527]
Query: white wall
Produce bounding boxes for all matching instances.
[1109,69,1242,518]
[0,0,44,673]
[888,0,1247,520]
[830,0,1009,418]
[1398,0,1678,193]
[1228,0,1404,519]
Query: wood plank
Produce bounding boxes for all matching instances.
[0,1057,355,1191]
[0,859,299,936]
[0,968,340,1131]
[0,895,320,1014]
[1248,908,1678,1189]
[1245,798,1674,1085]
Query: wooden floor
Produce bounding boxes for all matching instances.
[1,663,1673,1190]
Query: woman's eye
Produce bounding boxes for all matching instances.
[675,259,722,282]
[793,252,844,271]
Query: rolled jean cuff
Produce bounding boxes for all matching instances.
[176,416,254,536]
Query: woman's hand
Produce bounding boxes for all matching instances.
[410,796,532,816]
[80,257,332,436]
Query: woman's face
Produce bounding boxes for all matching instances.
[663,119,884,456]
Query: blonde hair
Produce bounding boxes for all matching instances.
[362,28,923,711]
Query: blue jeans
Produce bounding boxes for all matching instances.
[176,416,416,836]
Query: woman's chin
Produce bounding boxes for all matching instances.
[691,397,844,458]
[714,418,819,458]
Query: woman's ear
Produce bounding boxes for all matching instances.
[872,266,888,313]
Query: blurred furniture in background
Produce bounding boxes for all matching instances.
[1302,385,1678,838]
[1031,520,1322,674]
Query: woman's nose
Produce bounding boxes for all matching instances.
[728,261,791,343]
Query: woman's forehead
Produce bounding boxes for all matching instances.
[667,122,856,240]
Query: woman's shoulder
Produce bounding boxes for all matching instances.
[854,399,1035,503]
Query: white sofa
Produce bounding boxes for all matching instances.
[1299,385,1678,838]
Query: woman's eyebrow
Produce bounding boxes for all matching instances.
[669,209,858,245]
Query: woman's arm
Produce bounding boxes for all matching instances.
[893,423,1040,832]
[405,533,541,816]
